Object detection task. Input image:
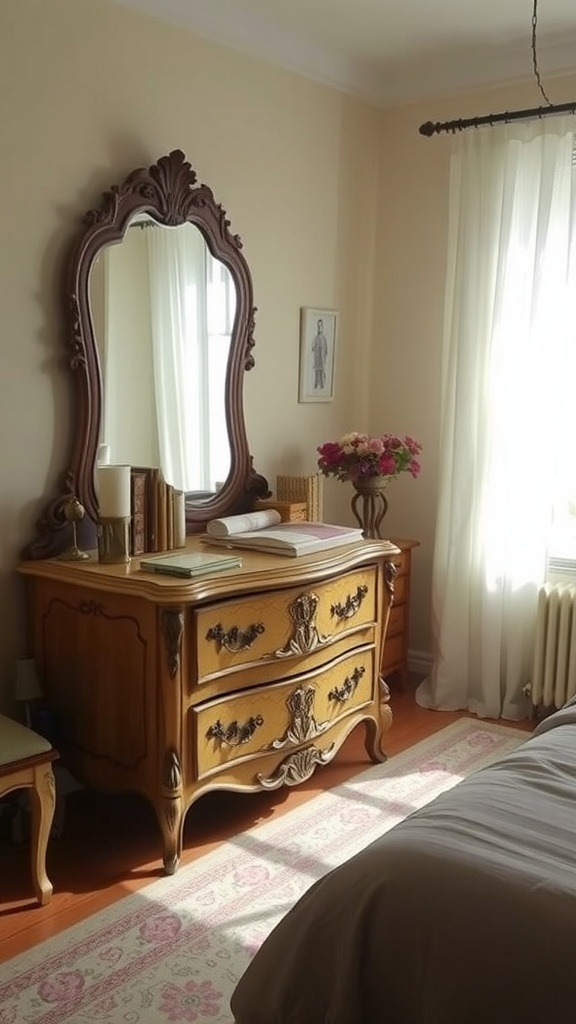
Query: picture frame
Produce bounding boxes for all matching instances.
[298,307,338,403]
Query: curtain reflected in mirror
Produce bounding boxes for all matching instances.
[93,219,233,496]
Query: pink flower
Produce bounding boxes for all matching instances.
[233,863,271,886]
[467,733,493,748]
[98,946,123,965]
[339,806,374,825]
[159,979,222,1022]
[38,971,86,1003]
[91,995,118,1013]
[317,432,423,484]
[139,913,183,943]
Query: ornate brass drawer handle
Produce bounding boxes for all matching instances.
[328,665,366,704]
[275,592,329,658]
[330,585,369,621]
[271,685,329,749]
[206,622,265,653]
[207,715,264,747]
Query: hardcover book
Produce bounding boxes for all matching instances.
[139,552,243,578]
[130,469,148,556]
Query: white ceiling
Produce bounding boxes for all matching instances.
[111,0,576,107]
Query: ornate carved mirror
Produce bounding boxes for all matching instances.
[25,150,269,558]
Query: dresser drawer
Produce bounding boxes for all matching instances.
[191,644,376,779]
[381,633,404,673]
[192,567,378,684]
[386,603,406,639]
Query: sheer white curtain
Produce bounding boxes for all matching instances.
[147,226,209,493]
[417,117,576,720]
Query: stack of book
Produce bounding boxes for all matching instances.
[130,468,186,556]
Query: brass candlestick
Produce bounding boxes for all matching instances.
[97,516,131,564]
[58,497,90,561]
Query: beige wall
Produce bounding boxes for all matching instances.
[2,0,575,707]
[0,0,382,708]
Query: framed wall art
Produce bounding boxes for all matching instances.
[298,307,338,403]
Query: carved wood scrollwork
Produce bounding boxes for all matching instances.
[78,600,106,616]
[385,559,398,600]
[271,685,329,749]
[205,622,265,653]
[328,665,366,704]
[163,748,182,791]
[330,585,368,621]
[275,592,329,658]
[161,608,184,678]
[45,768,56,805]
[257,743,336,789]
[207,715,264,747]
[163,798,179,834]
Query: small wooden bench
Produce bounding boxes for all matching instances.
[0,713,58,905]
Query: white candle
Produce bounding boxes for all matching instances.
[97,443,111,466]
[97,465,131,519]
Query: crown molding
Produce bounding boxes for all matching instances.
[110,0,576,108]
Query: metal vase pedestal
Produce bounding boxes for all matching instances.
[351,476,389,538]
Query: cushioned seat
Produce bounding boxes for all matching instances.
[0,713,58,905]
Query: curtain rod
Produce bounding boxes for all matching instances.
[419,100,576,137]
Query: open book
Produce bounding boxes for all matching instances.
[204,511,364,557]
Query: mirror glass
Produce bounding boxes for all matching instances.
[23,150,269,559]
[90,217,234,497]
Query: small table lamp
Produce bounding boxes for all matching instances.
[59,497,90,561]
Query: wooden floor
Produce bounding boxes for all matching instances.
[0,681,531,962]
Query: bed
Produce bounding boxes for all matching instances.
[230,700,576,1023]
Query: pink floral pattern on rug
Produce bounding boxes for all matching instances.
[0,720,524,1024]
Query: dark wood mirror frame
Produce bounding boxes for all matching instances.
[24,149,269,559]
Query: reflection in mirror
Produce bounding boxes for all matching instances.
[91,218,233,495]
[23,149,270,559]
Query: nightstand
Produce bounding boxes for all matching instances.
[381,538,419,689]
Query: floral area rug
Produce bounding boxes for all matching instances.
[0,719,525,1024]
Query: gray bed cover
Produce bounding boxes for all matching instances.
[231,701,576,1023]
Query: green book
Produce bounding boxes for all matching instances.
[139,552,242,578]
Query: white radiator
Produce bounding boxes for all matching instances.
[528,583,576,710]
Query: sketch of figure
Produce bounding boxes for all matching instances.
[312,319,328,390]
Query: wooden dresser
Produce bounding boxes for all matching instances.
[19,536,397,873]
[381,538,419,688]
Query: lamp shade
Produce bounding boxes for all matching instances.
[14,658,43,702]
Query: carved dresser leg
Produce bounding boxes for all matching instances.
[159,795,184,875]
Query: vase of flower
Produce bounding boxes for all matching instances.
[350,475,389,538]
[316,431,422,539]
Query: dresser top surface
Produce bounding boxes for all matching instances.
[18,535,400,604]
